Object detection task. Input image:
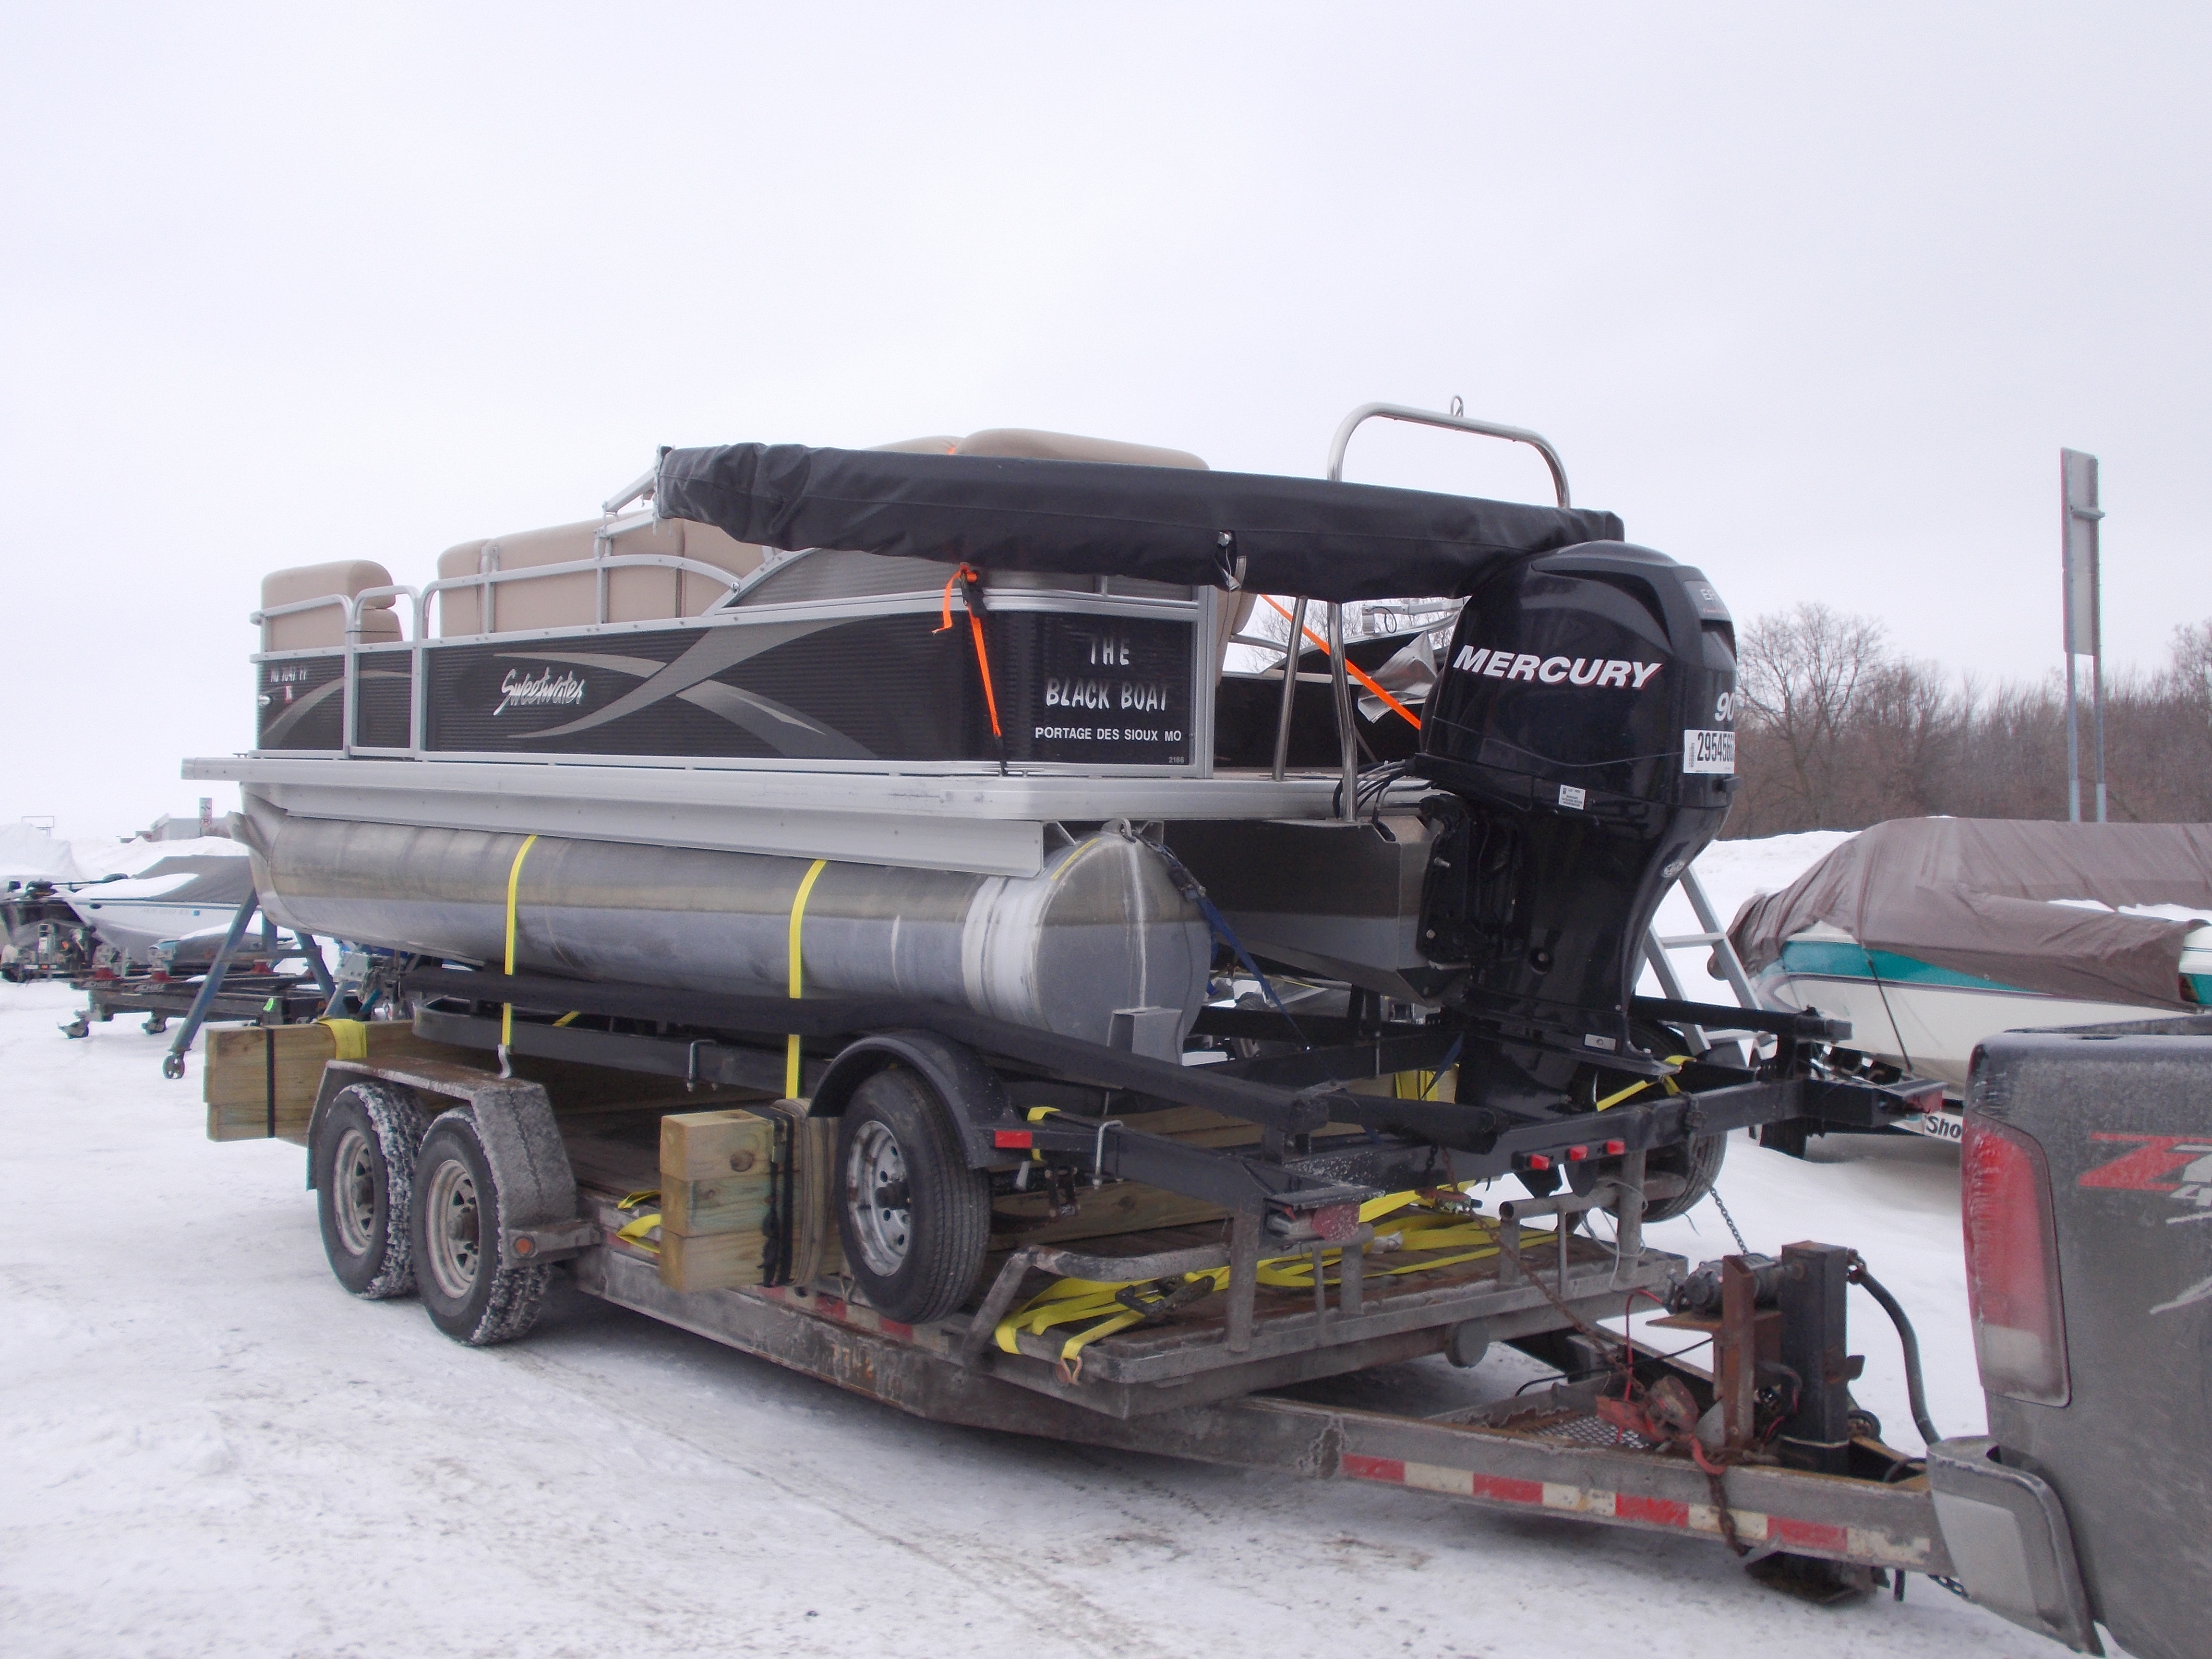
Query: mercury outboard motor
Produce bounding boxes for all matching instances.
[1414,541,1738,1085]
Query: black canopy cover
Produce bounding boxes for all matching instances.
[653,443,1626,603]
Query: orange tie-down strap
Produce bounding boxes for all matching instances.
[937,565,1003,738]
[1260,596,1421,730]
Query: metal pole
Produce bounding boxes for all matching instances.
[2066,654,2081,823]
[1270,596,1309,780]
[161,895,260,1080]
[2092,649,2107,822]
[1328,602,1359,820]
[2060,450,2104,825]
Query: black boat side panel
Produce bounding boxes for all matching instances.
[264,612,1194,766]
[259,655,345,750]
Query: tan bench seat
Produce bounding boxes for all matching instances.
[260,560,403,652]
[434,517,765,636]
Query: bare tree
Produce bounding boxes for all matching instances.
[1724,610,2212,836]
[1734,603,1895,830]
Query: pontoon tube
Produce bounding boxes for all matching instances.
[237,796,1212,1048]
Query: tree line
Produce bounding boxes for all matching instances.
[1725,604,2212,837]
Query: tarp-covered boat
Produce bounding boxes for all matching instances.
[1731,817,2212,1112]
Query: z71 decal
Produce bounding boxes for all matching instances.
[2080,1133,2212,1315]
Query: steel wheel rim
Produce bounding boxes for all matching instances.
[333,1127,377,1256]
[845,1119,911,1276]
[424,1155,481,1301]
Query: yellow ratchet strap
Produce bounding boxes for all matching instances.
[1594,1055,1693,1111]
[785,858,829,1099]
[500,833,539,1063]
[317,1018,370,1061]
[615,1190,662,1253]
[992,1188,1548,1364]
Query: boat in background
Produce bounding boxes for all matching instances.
[63,854,259,971]
[1731,817,2212,1140]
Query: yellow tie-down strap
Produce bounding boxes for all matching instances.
[317,1018,370,1061]
[501,832,540,1057]
[785,858,829,1100]
[615,1190,662,1254]
[993,1187,1556,1370]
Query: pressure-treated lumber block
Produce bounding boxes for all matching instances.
[657,1104,841,1291]
[203,1022,475,1144]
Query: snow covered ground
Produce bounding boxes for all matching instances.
[1,830,2057,1659]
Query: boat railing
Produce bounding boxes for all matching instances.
[419,551,751,638]
[251,586,426,647]
[1291,402,1575,813]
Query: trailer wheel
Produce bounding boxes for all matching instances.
[1642,1130,1727,1222]
[411,1108,551,1346]
[834,1067,989,1324]
[313,1082,430,1298]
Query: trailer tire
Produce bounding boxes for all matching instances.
[1643,1130,1727,1222]
[411,1107,551,1346]
[1569,1129,1726,1224]
[313,1082,430,1299]
[834,1066,989,1325]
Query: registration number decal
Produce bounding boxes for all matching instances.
[1683,729,1736,775]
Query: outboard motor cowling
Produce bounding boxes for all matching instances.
[1414,541,1737,1079]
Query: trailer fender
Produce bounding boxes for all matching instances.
[440,1079,583,1256]
[810,1029,1019,1170]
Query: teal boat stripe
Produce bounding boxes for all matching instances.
[1777,938,2032,994]
[1777,939,2208,1007]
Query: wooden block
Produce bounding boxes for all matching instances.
[660,1114,773,1233]
[203,1023,479,1143]
[657,1104,842,1289]
[660,1108,777,1185]
[660,1226,771,1291]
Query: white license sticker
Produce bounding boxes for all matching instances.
[1558,784,1587,810]
[1683,728,1736,775]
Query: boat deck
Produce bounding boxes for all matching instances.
[185,753,1406,874]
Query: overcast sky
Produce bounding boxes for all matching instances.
[3,3,2205,836]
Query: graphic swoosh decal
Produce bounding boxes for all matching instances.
[515,621,834,737]
[260,678,344,744]
[501,625,873,758]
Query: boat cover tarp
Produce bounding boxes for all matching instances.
[652,443,1627,603]
[1728,817,2212,1011]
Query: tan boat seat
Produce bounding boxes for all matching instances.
[260,560,403,652]
[954,428,1207,470]
[434,517,765,636]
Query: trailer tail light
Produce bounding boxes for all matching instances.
[1521,1154,1552,1172]
[1604,1140,1626,1156]
[1961,1113,2070,1406]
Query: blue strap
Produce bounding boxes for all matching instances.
[1145,841,1307,1048]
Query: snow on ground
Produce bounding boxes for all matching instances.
[1,829,2049,1659]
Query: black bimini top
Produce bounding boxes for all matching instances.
[653,443,1625,604]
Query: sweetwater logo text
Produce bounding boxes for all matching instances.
[1452,648,1661,688]
[494,666,587,716]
